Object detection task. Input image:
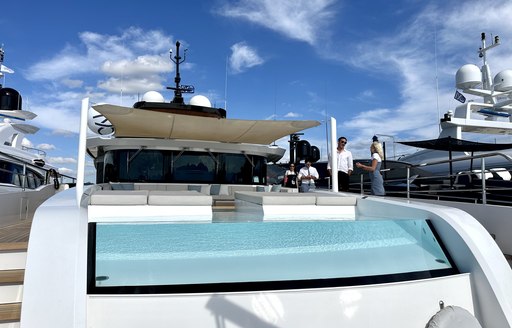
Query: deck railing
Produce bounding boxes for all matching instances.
[0,150,76,190]
[353,152,512,206]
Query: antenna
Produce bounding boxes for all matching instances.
[478,32,500,104]
[434,26,441,134]
[0,45,4,87]
[225,55,228,110]
[167,41,195,104]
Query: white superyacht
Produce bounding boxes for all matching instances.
[15,41,512,328]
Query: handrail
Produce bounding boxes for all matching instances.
[354,151,512,206]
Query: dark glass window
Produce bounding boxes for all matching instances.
[0,160,22,186]
[173,153,215,183]
[99,150,267,185]
[0,161,43,188]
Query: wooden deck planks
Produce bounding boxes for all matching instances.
[0,220,32,244]
[0,269,24,285]
[0,302,21,323]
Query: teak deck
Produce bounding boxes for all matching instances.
[0,220,32,244]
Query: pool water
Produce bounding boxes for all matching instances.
[92,219,453,287]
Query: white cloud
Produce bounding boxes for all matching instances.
[57,167,75,176]
[98,75,165,94]
[61,78,84,88]
[218,0,337,45]
[51,129,76,137]
[36,143,56,151]
[47,157,77,164]
[26,27,172,82]
[356,90,375,102]
[101,55,172,78]
[284,112,302,118]
[229,42,264,73]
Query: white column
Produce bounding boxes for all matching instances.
[330,117,338,192]
[76,97,89,206]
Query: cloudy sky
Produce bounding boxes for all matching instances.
[2,0,512,181]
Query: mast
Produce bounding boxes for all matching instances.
[168,41,195,104]
[478,32,500,104]
[0,45,4,88]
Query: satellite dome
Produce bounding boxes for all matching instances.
[189,95,212,107]
[87,106,114,136]
[456,64,482,89]
[142,91,165,102]
[493,69,512,92]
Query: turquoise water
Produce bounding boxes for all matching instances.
[94,220,452,287]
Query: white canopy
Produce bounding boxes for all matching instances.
[93,104,321,144]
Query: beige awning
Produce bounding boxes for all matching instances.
[93,104,321,144]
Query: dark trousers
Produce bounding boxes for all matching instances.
[337,171,350,191]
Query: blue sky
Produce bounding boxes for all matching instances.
[2,0,512,181]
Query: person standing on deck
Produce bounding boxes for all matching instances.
[298,160,319,192]
[283,163,299,189]
[327,137,353,191]
[356,140,386,196]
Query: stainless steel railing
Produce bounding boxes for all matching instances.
[354,152,512,206]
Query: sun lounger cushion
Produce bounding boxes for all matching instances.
[90,190,148,205]
[316,196,357,206]
[235,191,316,205]
[147,190,212,206]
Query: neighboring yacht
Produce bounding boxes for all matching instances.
[0,47,74,227]
[397,32,512,187]
[14,41,512,327]
[352,33,512,261]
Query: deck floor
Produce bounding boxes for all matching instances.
[0,220,32,244]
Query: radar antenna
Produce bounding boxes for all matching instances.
[167,41,195,104]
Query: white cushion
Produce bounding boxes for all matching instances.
[90,190,148,205]
[148,190,212,206]
[316,196,357,206]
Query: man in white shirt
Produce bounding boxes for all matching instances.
[298,160,319,192]
[327,136,353,191]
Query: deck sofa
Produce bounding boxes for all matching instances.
[102,182,294,204]
[234,191,357,219]
[88,189,213,222]
[86,183,293,222]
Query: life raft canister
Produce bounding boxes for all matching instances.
[425,305,482,328]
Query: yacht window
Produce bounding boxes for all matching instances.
[26,171,36,189]
[0,161,23,186]
[0,160,13,184]
[99,150,267,185]
[173,153,215,183]
[117,150,165,182]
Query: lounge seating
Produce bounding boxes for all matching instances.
[90,190,149,205]
[147,190,212,206]
[234,191,357,219]
[88,189,212,222]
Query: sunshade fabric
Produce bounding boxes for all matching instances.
[93,104,321,145]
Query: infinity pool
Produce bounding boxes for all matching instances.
[90,219,453,290]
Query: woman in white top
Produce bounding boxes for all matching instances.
[355,141,385,196]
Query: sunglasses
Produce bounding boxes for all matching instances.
[339,141,347,144]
